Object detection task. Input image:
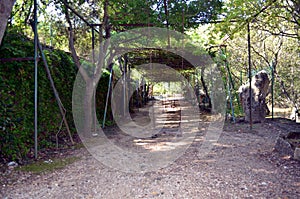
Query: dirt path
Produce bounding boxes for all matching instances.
[1,100,300,198]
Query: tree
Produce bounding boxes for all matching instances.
[206,0,300,116]
[212,0,299,40]
[0,0,16,45]
[63,0,115,136]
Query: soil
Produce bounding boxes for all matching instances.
[1,100,300,198]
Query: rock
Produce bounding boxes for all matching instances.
[44,159,53,164]
[7,161,18,167]
[290,107,297,121]
[238,70,270,123]
[296,109,300,123]
[274,137,294,157]
[294,147,300,160]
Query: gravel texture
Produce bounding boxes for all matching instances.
[1,119,300,199]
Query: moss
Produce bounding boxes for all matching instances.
[16,156,80,174]
[73,143,85,149]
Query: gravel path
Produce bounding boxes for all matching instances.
[1,120,300,198]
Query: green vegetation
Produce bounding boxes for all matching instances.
[153,82,183,96]
[0,29,76,161]
[0,0,299,162]
[16,156,80,173]
[0,29,112,161]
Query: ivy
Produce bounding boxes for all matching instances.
[0,29,108,161]
[0,29,112,162]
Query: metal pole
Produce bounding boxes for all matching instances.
[247,22,253,129]
[123,64,126,116]
[223,46,240,116]
[228,75,235,123]
[136,80,139,107]
[34,0,38,159]
[271,63,274,119]
[91,26,97,133]
[102,66,113,128]
[240,71,243,85]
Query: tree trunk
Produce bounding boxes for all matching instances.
[83,81,94,137]
[64,0,112,137]
[0,0,15,45]
[200,68,212,110]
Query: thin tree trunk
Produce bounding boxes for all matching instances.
[64,1,91,136]
[64,0,112,136]
[200,68,212,110]
[0,0,15,45]
[83,81,94,137]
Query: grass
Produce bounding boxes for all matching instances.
[16,156,80,174]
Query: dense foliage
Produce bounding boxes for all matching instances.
[0,29,111,161]
[0,29,75,161]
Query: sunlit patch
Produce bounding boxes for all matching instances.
[282,155,291,160]
[212,143,234,148]
[294,182,300,187]
[193,159,216,163]
[252,168,277,174]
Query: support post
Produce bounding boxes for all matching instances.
[240,71,243,85]
[136,80,139,107]
[30,21,74,146]
[222,46,240,116]
[37,38,74,145]
[247,22,252,129]
[91,26,97,133]
[123,62,127,116]
[228,76,235,122]
[102,65,114,128]
[271,63,274,119]
[34,0,38,159]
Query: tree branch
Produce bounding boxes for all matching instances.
[251,46,271,66]
[257,27,298,39]
[63,0,89,82]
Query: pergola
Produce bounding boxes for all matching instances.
[0,0,280,159]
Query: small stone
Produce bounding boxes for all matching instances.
[294,147,300,160]
[7,161,18,167]
[44,159,53,164]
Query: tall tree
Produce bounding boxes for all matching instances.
[64,0,114,136]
